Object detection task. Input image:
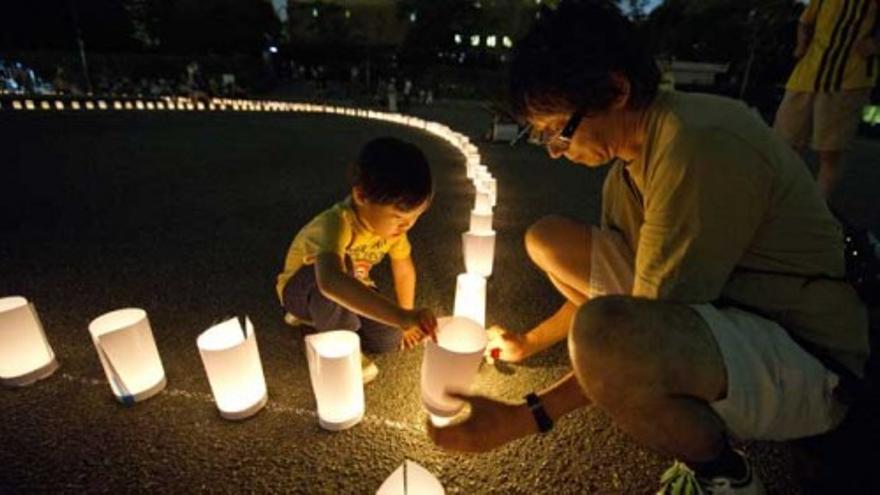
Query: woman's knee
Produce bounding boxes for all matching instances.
[569,296,643,406]
[524,214,576,268]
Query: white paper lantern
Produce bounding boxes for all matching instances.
[474,191,492,213]
[465,155,480,179]
[376,460,445,495]
[480,177,497,207]
[305,330,364,431]
[421,316,487,419]
[0,296,59,387]
[197,317,267,420]
[453,273,487,328]
[469,209,493,234]
[88,308,166,404]
[462,230,496,277]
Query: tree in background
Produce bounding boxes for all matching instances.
[643,0,804,112]
[141,0,281,55]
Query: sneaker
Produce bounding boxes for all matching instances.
[361,354,379,385]
[657,455,765,495]
[284,312,314,328]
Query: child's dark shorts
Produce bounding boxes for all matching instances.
[282,265,402,354]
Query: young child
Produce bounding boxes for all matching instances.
[276,137,437,382]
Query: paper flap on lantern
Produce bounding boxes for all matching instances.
[376,463,404,495]
[97,322,157,393]
[405,460,444,494]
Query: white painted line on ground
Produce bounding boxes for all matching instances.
[59,373,425,433]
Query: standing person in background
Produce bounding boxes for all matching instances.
[774,0,880,198]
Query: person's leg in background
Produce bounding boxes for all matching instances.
[813,90,872,198]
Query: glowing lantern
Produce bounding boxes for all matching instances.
[462,230,496,277]
[469,209,493,235]
[146,102,155,110]
[0,296,59,387]
[135,101,144,110]
[98,101,107,110]
[376,460,445,495]
[197,317,267,420]
[305,330,365,431]
[71,101,81,110]
[12,100,22,110]
[157,102,165,110]
[420,316,487,420]
[474,191,492,213]
[453,273,486,328]
[25,100,35,110]
[54,100,64,110]
[85,101,94,110]
[478,176,497,207]
[88,308,166,404]
[41,101,50,110]
[124,101,133,110]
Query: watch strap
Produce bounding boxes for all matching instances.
[525,392,553,433]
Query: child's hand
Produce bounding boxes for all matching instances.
[402,307,438,342]
[400,327,425,350]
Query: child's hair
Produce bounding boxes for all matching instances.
[349,137,433,211]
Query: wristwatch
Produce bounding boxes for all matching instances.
[525,392,554,433]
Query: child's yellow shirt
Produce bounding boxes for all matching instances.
[276,197,411,302]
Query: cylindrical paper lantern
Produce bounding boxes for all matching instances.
[421,316,487,418]
[197,317,267,420]
[482,177,498,207]
[89,308,166,404]
[474,191,492,213]
[469,209,493,235]
[376,460,445,495]
[453,273,487,328]
[462,230,496,277]
[306,330,364,431]
[0,296,59,387]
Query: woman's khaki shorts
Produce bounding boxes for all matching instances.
[773,89,871,151]
[588,227,846,440]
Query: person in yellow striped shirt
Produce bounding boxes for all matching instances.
[774,0,880,197]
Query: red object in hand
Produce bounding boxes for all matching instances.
[490,348,501,360]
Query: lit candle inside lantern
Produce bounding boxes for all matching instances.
[420,316,487,419]
[462,230,496,277]
[12,100,22,110]
[197,317,267,420]
[88,308,166,404]
[135,101,144,110]
[0,296,59,387]
[54,100,64,110]
[469,209,493,235]
[305,330,365,431]
[376,460,445,495]
[41,101,51,110]
[71,101,80,110]
[453,273,487,328]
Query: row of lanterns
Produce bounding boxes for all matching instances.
[1,98,501,494]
